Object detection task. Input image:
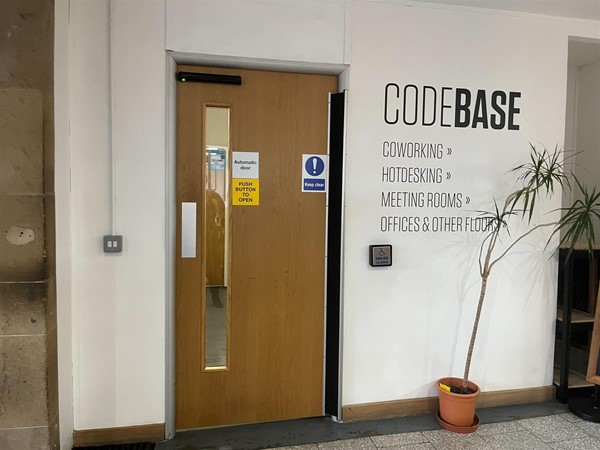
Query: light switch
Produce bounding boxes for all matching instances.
[103,235,123,253]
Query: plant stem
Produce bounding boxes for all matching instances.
[463,273,488,388]
[463,219,557,388]
[463,213,502,389]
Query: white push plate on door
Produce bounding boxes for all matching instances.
[181,202,197,258]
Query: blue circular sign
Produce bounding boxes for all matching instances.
[305,156,325,176]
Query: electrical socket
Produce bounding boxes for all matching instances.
[103,235,123,253]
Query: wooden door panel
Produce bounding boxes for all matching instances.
[176,66,336,428]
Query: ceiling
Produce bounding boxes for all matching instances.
[408,0,600,65]
[408,0,600,21]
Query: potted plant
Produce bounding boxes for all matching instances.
[437,144,600,432]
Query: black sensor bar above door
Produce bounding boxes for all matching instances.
[176,72,242,85]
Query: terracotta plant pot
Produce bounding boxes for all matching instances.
[437,377,480,430]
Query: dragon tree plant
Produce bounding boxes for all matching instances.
[459,144,600,392]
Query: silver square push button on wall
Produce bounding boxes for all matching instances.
[369,244,392,267]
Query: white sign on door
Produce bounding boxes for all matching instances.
[232,152,259,179]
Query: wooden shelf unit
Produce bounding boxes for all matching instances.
[555,248,600,402]
[553,367,593,389]
[557,308,595,324]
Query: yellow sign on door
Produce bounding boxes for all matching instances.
[232,179,259,205]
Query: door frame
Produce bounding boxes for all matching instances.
[165,52,349,439]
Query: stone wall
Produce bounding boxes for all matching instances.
[0,0,55,448]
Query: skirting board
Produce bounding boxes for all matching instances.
[342,385,555,422]
[73,423,165,447]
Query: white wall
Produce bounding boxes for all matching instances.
[68,0,166,430]
[166,0,349,65]
[58,0,600,437]
[342,1,600,406]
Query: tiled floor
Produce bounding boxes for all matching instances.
[159,401,600,450]
[306,415,600,450]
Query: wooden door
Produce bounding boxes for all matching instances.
[176,66,337,429]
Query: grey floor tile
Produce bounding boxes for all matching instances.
[550,437,600,450]
[317,438,377,450]
[518,415,589,443]
[481,430,551,450]
[558,413,581,424]
[570,417,600,438]
[476,420,526,436]
[421,429,492,449]
[370,432,427,447]
[383,444,435,450]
